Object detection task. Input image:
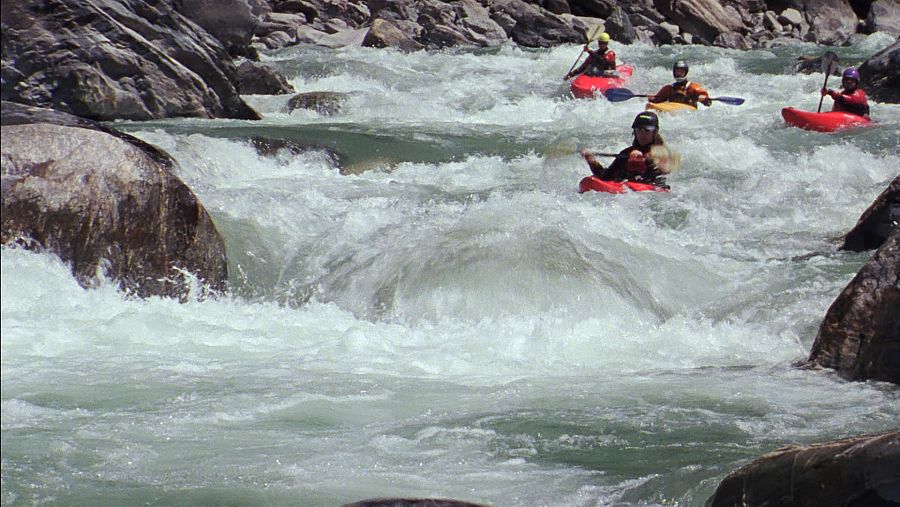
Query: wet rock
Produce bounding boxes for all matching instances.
[1,0,259,121]
[804,226,900,384]
[841,175,900,252]
[247,137,343,167]
[236,61,295,95]
[860,41,900,104]
[706,430,900,507]
[1,101,227,300]
[285,91,348,116]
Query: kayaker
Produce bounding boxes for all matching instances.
[580,112,671,189]
[648,61,712,107]
[822,67,870,118]
[564,32,618,79]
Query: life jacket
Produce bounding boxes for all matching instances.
[833,88,870,117]
[668,80,694,105]
[627,150,647,175]
[587,49,617,75]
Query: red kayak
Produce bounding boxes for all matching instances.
[578,176,668,194]
[781,107,873,132]
[571,65,634,99]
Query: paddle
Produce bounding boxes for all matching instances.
[564,25,605,80]
[604,87,746,106]
[816,51,839,113]
[581,146,682,173]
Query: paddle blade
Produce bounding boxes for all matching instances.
[605,88,636,102]
[821,51,839,75]
[649,145,682,174]
[712,96,745,106]
[585,24,605,42]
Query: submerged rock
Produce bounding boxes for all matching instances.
[286,91,348,116]
[1,102,227,300]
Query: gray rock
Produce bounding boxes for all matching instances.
[1,0,259,121]
[1,101,227,300]
[236,61,294,95]
[177,0,259,57]
[489,0,581,47]
[362,18,426,52]
[865,0,900,36]
[805,0,858,45]
[706,430,900,507]
[860,41,900,103]
[778,8,804,26]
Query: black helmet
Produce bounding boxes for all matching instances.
[632,111,659,130]
[673,60,689,76]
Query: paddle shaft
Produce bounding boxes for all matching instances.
[565,47,587,77]
[817,54,837,113]
[605,87,744,105]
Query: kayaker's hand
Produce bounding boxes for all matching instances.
[699,95,712,106]
[579,148,593,159]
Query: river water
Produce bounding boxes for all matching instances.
[2,33,898,506]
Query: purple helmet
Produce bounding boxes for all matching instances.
[842,68,860,81]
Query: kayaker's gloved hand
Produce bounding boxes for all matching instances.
[699,95,712,107]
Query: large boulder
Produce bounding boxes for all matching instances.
[1,101,227,300]
[804,226,900,384]
[236,61,295,95]
[488,0,581,46]
[1,0,259,121]
[841,175,900,252]
[653,0,745,45]
[864,0,900,36]
[706,430,900,507]
[802,0,858,45]
[860,41,900,104]
[175,0,261,57]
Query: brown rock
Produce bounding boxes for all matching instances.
[805,227,900,384]
[841,175,900,252]
[706,430,900,507]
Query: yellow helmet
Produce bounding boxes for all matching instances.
[597,32,611,43]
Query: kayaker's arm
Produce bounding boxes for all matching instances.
[580,149,608,178]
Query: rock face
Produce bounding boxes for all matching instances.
[253,0,900,52]
[805,226,900,384]
[705,430,900,507]
[1,102,228,300]
[1,0,259,121]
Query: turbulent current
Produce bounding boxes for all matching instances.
[2,33,899,506]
